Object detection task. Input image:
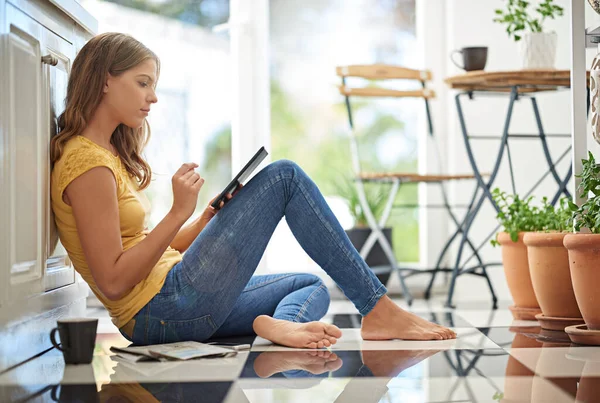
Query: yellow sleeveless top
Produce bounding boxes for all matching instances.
[51,135,182,328]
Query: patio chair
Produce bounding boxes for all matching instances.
[336,64,492,306]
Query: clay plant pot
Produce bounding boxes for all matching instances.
[497,232,540,309]
[523,232,581,318]
[531,345,583,402]
[564,233,600,330]
[502,330,540,403]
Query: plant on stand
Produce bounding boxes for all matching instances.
[331,174,393,285]
[493,0,564,69]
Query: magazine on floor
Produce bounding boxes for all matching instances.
[110,341,237,362]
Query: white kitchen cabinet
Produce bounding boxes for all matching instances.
[0,0,97,372]
[5,2,46,302]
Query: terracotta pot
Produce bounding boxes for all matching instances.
[576,362,600,402]
[523,232,581,318]
[498,232,540,308]
[531,345,582,402]
[503,331,539,402]
[564,234,600,330]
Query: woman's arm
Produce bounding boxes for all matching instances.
[169,215,205,253]
[169,183,243,253]
[67,163,202,301]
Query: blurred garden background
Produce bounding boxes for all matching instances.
[84,0,421,266]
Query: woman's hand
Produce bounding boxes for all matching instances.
[170,163,204,223]
[198,183,244,227]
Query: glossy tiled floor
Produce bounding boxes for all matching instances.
[1,299,599,402]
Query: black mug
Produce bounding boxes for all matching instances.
[50,318,98,364]
[451,47,488,71]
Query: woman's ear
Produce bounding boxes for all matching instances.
[103,73,113,94]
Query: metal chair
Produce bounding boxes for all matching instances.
[336,64,493,306]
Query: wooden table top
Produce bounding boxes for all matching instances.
[445,69,590,93]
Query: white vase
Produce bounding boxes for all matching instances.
[520,32,557,69]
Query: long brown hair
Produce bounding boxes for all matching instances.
[50,32,160,190]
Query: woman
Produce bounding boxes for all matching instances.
[50,32,456,347]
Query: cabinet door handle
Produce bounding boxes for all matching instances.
[41,54,58,66]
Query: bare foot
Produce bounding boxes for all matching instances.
[253,315,342,349]
[361,296,457,341]
[253,350,343,378]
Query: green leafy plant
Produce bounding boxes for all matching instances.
[569,151,600,233]
[331,175,388,228]
[491,189,538,245]
[493,0,564,42]
[537,196,572,232]
[490,188,572,246]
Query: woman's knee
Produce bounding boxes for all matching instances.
[267,159,302,180]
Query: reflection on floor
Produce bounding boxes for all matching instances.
[1,298,598,402]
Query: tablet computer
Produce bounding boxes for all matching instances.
[210,146,268,210]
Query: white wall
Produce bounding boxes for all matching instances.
[422,0,600,303]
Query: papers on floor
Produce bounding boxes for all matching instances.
[110,341,237,363]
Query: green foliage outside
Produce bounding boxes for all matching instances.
[107,0,420,262]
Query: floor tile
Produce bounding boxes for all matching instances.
[330,312,472,329]
[454,309,539,328]
[509,346,600,378]
[479,326,573,351]
[3,301,586,403]
[250,328,500,352]
[238,348,526,380]
[0,350,249,386]
[224,375,573,403]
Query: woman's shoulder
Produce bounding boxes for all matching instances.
[52,135,123,192]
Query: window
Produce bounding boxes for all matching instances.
[265,0,420,273]
[82,0,233,228]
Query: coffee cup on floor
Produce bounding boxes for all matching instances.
[50,318,98,364]
[451,47,488,71]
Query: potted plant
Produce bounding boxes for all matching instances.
[331,174,393,285]
[523,197,582,328]
[564,152,600,332]
[493,0,564,69]
[491,188,541,320]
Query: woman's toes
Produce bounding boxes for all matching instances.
[307,342,318,349]
[326,324,342,338]
[317,340,325,349]
[322,339,331,348]
[327,336,337,345]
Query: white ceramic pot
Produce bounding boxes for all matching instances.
[520,32,557,69]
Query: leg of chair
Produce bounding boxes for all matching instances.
[550,160,572,206]
[424,181,481,299]
[355,179,414,305]
[445,89,518,308]
[480,265,498,309]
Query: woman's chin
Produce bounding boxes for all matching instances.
[124,119,145,129]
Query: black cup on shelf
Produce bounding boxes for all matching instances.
[50,318,98,365]
[451,47,488,71]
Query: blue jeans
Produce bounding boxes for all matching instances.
[123,160,387,345]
